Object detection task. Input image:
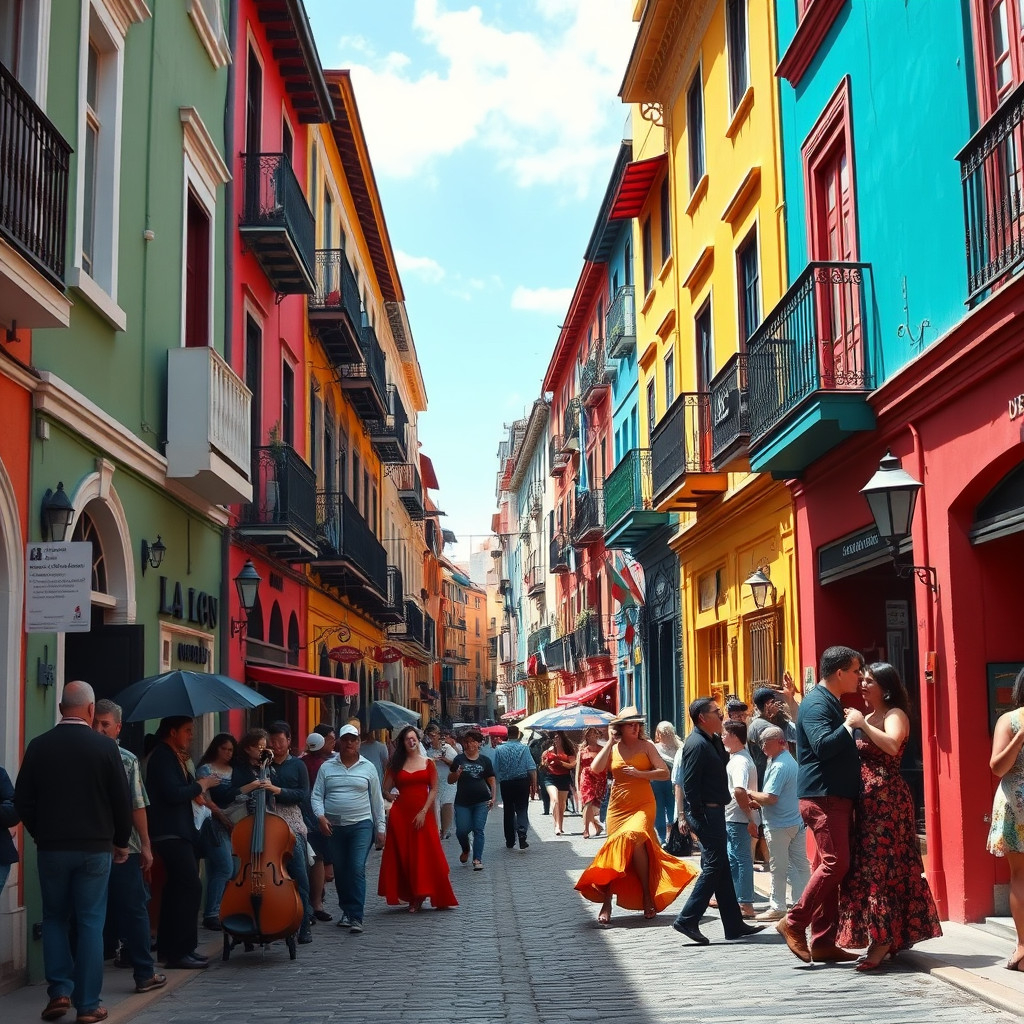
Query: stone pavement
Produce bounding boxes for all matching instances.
[2,805,1022,1023]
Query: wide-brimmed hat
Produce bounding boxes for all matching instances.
[610,705,645,725]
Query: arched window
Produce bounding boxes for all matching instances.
[287,612,300,666]
[269,602,284,647]
[72,510,107,593]
[319,643,330,676]
[247,595,265,641]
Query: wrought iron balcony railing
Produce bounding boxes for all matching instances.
[709,353,749,468]
[314,491,387,594]
[651,393,713,497]
[527,623,551,655]
[958,78,1024,302]
[549,534,571,573]
[391,462,424,520]
[549,435,569,475]
[423,612,436,655]
[525,553,545,594]
[240,444,317,555]
[580,343,616,404]
[606,285,636,359]
[367,385,409,463]
[339,320,387,417]
[604,448,654,527]
[572,488,605,545]
[0,59,71,285]
[528,480,544,516]
[308,249,363,363]
[574,611,607,661]
[746,261,874,444]
[560,400,581,452]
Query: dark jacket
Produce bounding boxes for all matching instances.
[145,740,202,843]
[0,766,19,865]
[679,726,730,822]
[795,684,860,800]
[15,722,132,852]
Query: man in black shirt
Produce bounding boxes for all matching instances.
[671,697,763,945]
[15,680,132,1024]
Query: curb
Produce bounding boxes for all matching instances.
[899,949,1024,1019]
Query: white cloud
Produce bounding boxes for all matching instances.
[395,249,445,284]
[510,285,572,313]
[332,0,637,194]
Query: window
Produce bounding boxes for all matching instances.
[747,611,781,688]
[659,176,671,265]
[310,390,320,482]
[184,190,210,347]
[642,216,653,295]
[82,41,99,278]
[664,348,675,406]
[696,301,713,392]
[646,378,656,439]
[352,452,360,506]
[687,69,705,189]
[726,0,749,112]
[245,46,262,153]
[624,236,633,286]
[282,117,293,164]
[737,229,760,349]
[281,362,294,446]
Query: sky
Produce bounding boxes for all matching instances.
[303,0,639,569]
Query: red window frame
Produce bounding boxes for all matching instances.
[972,0,1024,121]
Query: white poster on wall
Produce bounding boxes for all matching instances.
[25,542,92,633]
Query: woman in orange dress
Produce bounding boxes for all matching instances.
[575,707,696,924]
[377,726,457,912]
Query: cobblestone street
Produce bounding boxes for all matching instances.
[112,806,1019,1024]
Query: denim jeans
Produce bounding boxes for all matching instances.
[287,833,312,934]
[650,780,674,844]
[200,823,235,920]
[763,822,811,911]
[674,806,744,937]
[725,821,755,904]
[499,778,531,846]
[455,801,488,862]
[327,820,373,925]
[38,849,111,1013]
[107,853,154,985]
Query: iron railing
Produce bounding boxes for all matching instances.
[488,636,498,659]
[423,613,435,655]
[606,285,636,359]
[604,448,655,527]
[309,248,361,324]
[340,320,387,401]
[651,393,713,497]
[384,565,404,619]
[314,491,387,593]
[528,480,544,516]
[367,385,409,461]
[0,59,71,283]
[549,435,569,473]
[527,624,551,655]
[560,400,581,451]
[525,552,545,593]
[746,261,874,443]
[549,535,571,573]
[240,152,315,281]
[581,343,616,400]
[709,353,749,466]
[958,78,1024,302]
[574,612,607,660]
[543,634,575,672]
[243,444,316,539]
[404,600,425,644]
[572,488,605,544]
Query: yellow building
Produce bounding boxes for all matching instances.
[621,0,799,709]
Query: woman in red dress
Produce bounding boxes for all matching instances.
[576,727,608,839]
[377,726,458,912]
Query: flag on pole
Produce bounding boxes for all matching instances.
[618,555,646,607]
[606,554,635,608]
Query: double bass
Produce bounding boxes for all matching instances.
[219,749,304,959]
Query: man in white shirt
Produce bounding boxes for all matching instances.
[722,719,759,919]
[311,725,385,934]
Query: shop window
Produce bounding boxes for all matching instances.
[747,610,782,689]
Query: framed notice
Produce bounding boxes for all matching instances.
[26,542,92,633]
[987,662,1024,733]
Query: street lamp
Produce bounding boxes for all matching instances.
[140,536,166,575]
[40,482,75,542]
[744,567,775,609]
[231,560,262,639]
[860,450,937,592]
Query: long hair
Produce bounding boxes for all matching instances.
[236,728,269,764]
[553,731,576,756]
[654,721,681,751]
[200,732,236,766]
[387,725,420,775]
[868,662,911,713]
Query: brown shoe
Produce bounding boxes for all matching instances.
[810,944,859,963]
[776,917,811,963]
[41,997,71,1021]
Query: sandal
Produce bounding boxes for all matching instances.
[1007,949,1024,971]
[75,1009,108,1024]
[42,996,72,1021]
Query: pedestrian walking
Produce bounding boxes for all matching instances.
[448,729,496,870]
[492,726,538,850]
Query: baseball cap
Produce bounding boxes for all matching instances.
[338,724,360,739]
[305,732,325,751]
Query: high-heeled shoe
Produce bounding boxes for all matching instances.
[855,958,884,973]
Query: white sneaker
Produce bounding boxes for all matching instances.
[349,921,364,934]
[755,908,785,921]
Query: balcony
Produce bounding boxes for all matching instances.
[528,480,543,516]
[572,488,605,546]
[239,152,315,293]
[237,444,318,561]
[606,285,636,360]
[549,534,571,574]
[580,343,616,407]
[651,393,727,510]
[603,448,669,549]
[423,612,436,656]
[549,435,570,476]
[543,633,575,672]
[389,598,426,648]
[0,60,72,328]
[527,623,551,655]
[747,261,875,478]
[488,636,498,659]
[379,565,405,624]
[710,353,749,471]
[367,385,408,463]
[574,612,608,662]
[560,399,582,453]
[308,249,362,364]
[390,462,424,520]
[311,490,389,610]
[165,346,252,505]
[525,554,545,596]
[340,320,387,419]
[519,511,532,539]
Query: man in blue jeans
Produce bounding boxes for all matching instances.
[15,680,133,1024]
[722,719,759,918]
[672,697,763,946]
[311,724,385,933]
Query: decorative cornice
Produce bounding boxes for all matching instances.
[180,107,231,188]
[720,166,761,226]
[776,0,846,88]
[681,245,714,293]
[101,0,152,38]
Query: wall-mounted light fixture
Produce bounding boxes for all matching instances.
[230,560,262,639]
[744,567,776,609]
[860,449,937,593]
[140,536,166,575]
[40,482,75,542]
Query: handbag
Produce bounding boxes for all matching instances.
[664,820,694,858]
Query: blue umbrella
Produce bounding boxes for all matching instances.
[519,706,615,732]
[119,670,271,722]
[368,699,420,731]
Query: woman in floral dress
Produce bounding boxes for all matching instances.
[987,667,1024,970]
[839,663,941,971]
[576,727,608,839]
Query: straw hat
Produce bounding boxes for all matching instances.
[610,704,645,724]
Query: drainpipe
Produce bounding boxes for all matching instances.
[219,0,239,687]
[907,421,947,918]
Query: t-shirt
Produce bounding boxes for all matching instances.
[748,713,797,786]
[451,753,494,806]
[725,748,758,824]
[760,749,803,829]
[541,749,572,776]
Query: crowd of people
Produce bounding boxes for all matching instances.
[7,647,1024,1021]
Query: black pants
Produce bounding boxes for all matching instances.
[153,838,201,961]
[673,806,744,937]
[500,778,531,846]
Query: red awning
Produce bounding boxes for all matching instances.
[419,453,440,490]
[501,707,527,722]
[609,153,668,220]
[555,678,616,707]
[246,664,359,697]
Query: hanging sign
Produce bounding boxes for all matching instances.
[328,645,363,664]
[378,645,403,663]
